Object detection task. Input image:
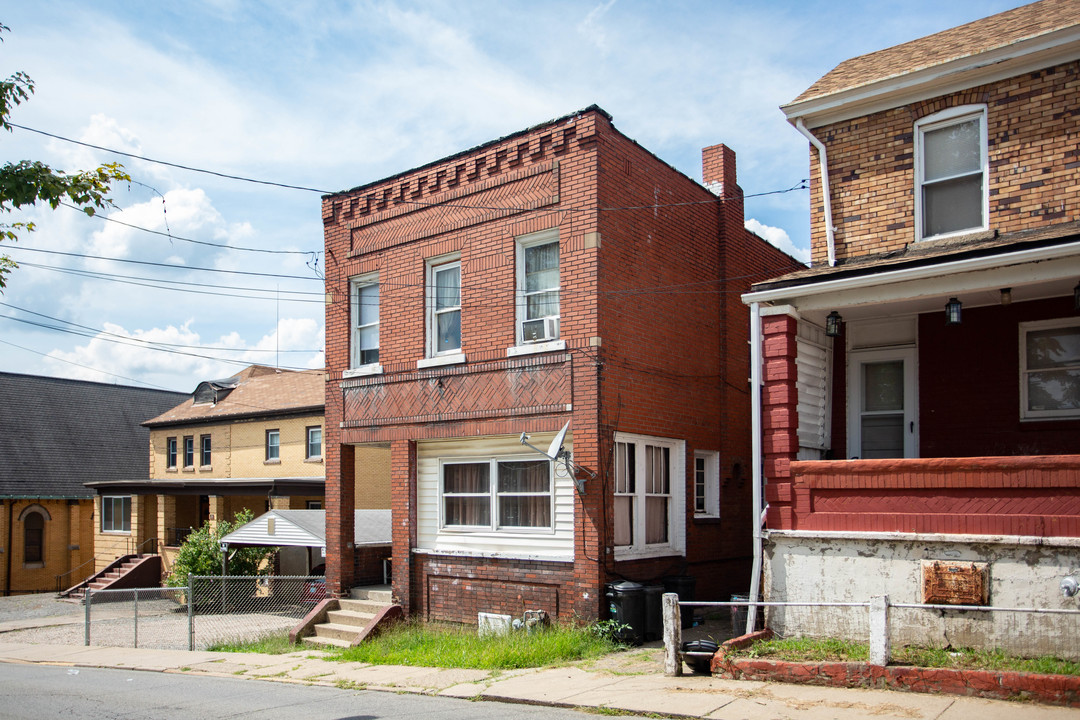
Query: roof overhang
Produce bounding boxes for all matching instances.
[783,27,1080,129]
[742,237,1080,326]
[84,477,325,496]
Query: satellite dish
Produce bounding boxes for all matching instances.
[546,421,570,460]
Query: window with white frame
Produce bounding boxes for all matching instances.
[693,450,720,518]
[200,434,211,467]
[1020,318,1080,420]
[516,230,560,344]
[614,432,685,558]
[166,437,177,469]
[350,274,379,368]
[427,258,461,357]
[266,429,280,461]
[915,105,988,241]
[101,495,131,533]
[183,436,194,468]
[440,457,553,532]
[306,426,322,459]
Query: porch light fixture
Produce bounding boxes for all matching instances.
[825,311,843,337]
[1000,288,1011,305]
[1074,281,1080,312]
[945,297,962,325]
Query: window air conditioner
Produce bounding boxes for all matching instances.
[521,317,559,343]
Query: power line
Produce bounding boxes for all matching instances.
[0,337,181,391]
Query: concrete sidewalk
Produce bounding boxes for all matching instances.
[0,641,1078,719]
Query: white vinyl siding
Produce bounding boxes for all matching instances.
[416,434,575,560]
[796,322,832,460]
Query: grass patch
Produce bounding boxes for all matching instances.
[206,633,297,654]
[325,619,622,670]
[730,636,1080,676]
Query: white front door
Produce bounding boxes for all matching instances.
[848,348,918,459]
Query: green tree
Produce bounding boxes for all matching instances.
[1,22,130,291]
[165,509,276,586]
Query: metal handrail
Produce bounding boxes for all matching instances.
[55,555,104,594]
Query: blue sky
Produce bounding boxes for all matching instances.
[0,0,1025,391]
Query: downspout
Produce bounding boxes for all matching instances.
[795,118,836,267]
[5,500,13,597]
[746,302,763,634]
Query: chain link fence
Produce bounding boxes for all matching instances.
[84,575,325,651]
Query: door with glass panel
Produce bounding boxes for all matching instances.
[848,348,917,459]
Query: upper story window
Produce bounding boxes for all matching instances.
[350,274,380,369]
[200,434,211,467]
[306,426,323,460]
[613,432,686,559]
[517,230,560,344]
[166,437,177,469]
[693,450,720,518]
[427,257,461,357]
[915,105,988,241]
[183,436,194,468]
[266,429,280,462]
[1020,318,1080,420]
[440,457,553,532]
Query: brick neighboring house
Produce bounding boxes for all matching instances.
[743,0,1080,657]
[86,365,329,576]
[322,106,797,623]
[0,372,186,595]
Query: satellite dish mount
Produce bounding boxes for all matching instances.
[519,421,595,493]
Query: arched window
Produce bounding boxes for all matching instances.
[24,512,44,564]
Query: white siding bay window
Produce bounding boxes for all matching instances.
[416,434,575,561]
[915,105,988,241]
[614,432,686,560]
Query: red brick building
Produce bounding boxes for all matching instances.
[322,106,796,622]
[743,0,1080,657]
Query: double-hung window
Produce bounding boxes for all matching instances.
[200,434,211,467]
[23,512,43,564]
[441,457,552,532]
[1020,318,1080,420]
[693,450,720,518]
[306,426,322,460]
[350,274,380,369]
[266,429,280,461]
[516,230,560,345]
[915,105,988,241]
[183,436,194,468]
[101,496,131,533]
[427,258,461,358]
[614,432,685,559]
[166,437,177,469]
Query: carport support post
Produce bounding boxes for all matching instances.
[133,590,138,649]
[84,588,90,646]
[187,573,194,651]
[663,592,682,676]
[870,595,890,666]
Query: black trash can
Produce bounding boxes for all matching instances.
[605,581,645,645]
[682,639,719,674]
[663,575,697,629]
[642,584,664,641]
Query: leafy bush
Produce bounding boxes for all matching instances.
[165,509,275,586]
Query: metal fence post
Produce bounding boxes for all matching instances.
[869,594,890,666]
[84,589,91,647]
[663,592,683,677]
[133,589,139,649]
[188,573,195,652]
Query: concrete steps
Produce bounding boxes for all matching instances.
[303,586,393,649]
[64,555,160,601]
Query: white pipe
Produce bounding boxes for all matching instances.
[795,118,836,267]
[746,302,763,635]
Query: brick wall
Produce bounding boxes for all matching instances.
[807,60,1080,265]
[0,499,95,595]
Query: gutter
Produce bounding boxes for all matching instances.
[794,119,835,267]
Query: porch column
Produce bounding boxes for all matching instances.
[390,439,416,614]
[761,310,799,530]
[327,443,355,597]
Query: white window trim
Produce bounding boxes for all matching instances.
[514,228,561,347]
[613,431,686,561]
[914,104,989,242]
[306,425,323,460]
[1019,317,1080,421]
[349,272,380,372]
[426,254,462,359]
[101,495,132,534]
[266,429,280,461]
[693,450,720,519]
[438,455,556,535]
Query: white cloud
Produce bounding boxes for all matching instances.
[578,0,619,52]
[745,218,809,265]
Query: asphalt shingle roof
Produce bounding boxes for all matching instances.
[0,373,188,499]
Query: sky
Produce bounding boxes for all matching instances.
[0,0,1027,392]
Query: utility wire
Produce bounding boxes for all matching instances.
[0,337,181,391]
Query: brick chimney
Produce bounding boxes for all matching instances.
[702,143,744,230]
